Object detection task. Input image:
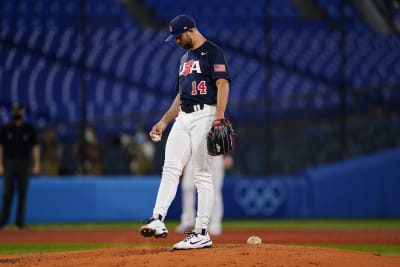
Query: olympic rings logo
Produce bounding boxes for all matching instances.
[233,179,287,216]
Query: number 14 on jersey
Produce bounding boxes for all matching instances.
[191,81,207,95]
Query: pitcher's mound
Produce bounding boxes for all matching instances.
[1,244,399,267]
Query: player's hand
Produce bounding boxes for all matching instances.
[0,164,4,176]
[212,118,226,129]
[149,121,167,140]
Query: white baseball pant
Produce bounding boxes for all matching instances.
[152,104,215,231]
[180,155,224,234]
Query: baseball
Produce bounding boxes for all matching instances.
[247,236,262,245]
[151,133,161,142]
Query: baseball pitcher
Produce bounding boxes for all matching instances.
[139,14,232,250]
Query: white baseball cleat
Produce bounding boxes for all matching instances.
[139,218,168,238]
[173,231,212,250]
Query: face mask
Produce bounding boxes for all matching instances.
[135,133,146,144]
[85,131,95,143]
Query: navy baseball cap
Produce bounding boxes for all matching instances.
[165,14,196,42]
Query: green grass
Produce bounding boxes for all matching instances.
[0,243,174,255]
[1,219,399,255]
[22,219,400,231]
[221,219,400,230]
[1,243,399,256]
[0,243,113,254]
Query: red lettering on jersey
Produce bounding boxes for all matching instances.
[191,80,207,95]
[179,60,202,76]
[198,81,207,94]
[180,60,194,76]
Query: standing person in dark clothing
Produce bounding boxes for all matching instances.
[0,105,40,229]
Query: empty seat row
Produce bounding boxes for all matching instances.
[1,0,399,136]
[2,0,126,16]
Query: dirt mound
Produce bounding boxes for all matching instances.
[1,229,400,266]
[0,244,399,267]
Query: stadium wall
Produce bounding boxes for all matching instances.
[0,149,399,223]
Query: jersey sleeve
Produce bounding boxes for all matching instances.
[210,48,231,81]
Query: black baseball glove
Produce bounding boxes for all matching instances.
[207,118,235,156]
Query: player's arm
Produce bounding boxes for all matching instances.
[32,145,40,175]
[150,94,181,137]
[30,126,40,175]
[161,93,181,124]
[215,78,229,120]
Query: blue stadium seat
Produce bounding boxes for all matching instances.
[1,0,399,138]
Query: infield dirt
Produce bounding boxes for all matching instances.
[0,229,399,266]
